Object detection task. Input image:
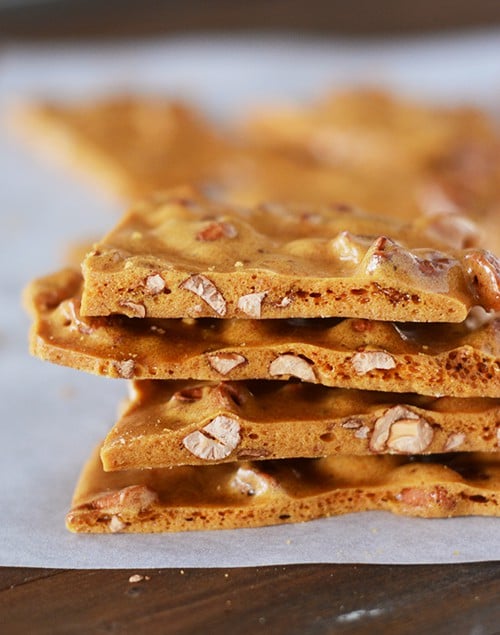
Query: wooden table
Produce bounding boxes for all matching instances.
[2,563,500,633]
[2,0,500,39]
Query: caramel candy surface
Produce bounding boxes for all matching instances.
[27,268,500,397]
[79,189,491,321]
[101,379,500,470]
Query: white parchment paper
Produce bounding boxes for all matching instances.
[1,32,500,568]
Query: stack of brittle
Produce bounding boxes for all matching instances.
[22,89,500,532]
[25,187,500,532]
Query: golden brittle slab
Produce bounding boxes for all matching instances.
[27,268,500,397]
[100,380,500,470]
[16,95,229,199]
[80,189,500,322]
[67,448,500,532]
[242,88,498,174]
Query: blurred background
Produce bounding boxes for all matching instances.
[2,0,500,40]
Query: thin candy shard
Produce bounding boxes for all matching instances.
[67,449,500,533]
[79,189,488,322]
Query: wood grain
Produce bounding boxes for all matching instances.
[1,564,500,634]
[2,0,500,40]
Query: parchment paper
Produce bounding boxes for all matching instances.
[1,32,500,568]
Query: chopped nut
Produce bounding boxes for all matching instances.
[196,221,238,241]
[269,354,316,382]
[361,237,455,292]
[370,406,434,454]
[354,426,370,439]
[230,466,275,496]
[342,419,362,429]
[387,419,434,453]
[363,236,397,274]
[416,252,456,279]
[182,415,241,460]
[396,486,456,511]
[208,352,247,375]
[61,299,93,335]
[444,432,466,452]
[109,515,126,533]
[237,291,268,318]
[145,274,165,294]
[462,249,500,312]
[276,296,292,308]
[180,274,227,316]
[119,301,146,318]
[464,306,495,331]
[351,351,396,374]
[108,249,127,264]
[114,359,135,379]
[92,485,158,513]
[330,231,372,264]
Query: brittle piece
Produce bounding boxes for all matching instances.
[236,89,500,255]
[67,449,500,532]
[79,189,493,321]
[16,95,228,199]
[100,380,500,469]
[242,88,497,174]
[27,269,500,397]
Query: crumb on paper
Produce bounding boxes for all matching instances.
[128,574,144,583]
[59,385,76,400]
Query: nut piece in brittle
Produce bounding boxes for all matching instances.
[351,351,396,375]
[369,406,434,454]
[80,188,488,322]
[182,416,241,461]
[268,354,316,382]
[229,465,277,496]
[462,250,500,312]
[99,380,500,471]
[67,448,500,532]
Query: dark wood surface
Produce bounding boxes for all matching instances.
[2,0,500,40]
[2,563,500,634]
